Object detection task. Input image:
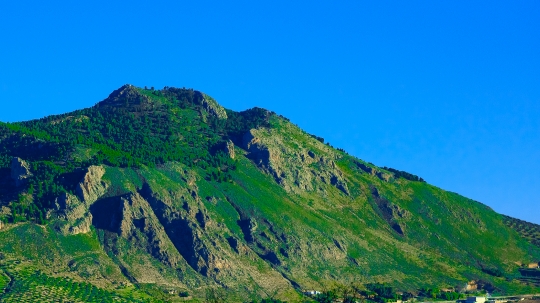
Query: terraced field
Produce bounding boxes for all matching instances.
[0,269,10,296]
[503,215,540,247]
[0,261,159,303]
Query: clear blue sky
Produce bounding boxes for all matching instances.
[1,1,539,223]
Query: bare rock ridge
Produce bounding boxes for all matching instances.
[96,84,149,108]
[10,157,32,187]
[115,192,182,267]
[54,165,108,235]
[201,93,227,119]
[242,128,350,195]
[75,165,107,204]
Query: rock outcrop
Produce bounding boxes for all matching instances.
[54,193,94,235]
[10,157,32,187]
[225,140,235,159]
[54,165,108,235]
[357,162,392,182]
[114,193,182,267]
[201,93,227,119]
[242,128,349,195]
[76,165,107,204]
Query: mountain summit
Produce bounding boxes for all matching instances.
[0,85,539,302]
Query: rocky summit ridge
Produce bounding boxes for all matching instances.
[0,85,539,302]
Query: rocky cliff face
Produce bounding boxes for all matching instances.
[54,165,108,235]
[242,126,349,195]
[76,166,108,204]
[10,157,32,187]
[201,93,227,119]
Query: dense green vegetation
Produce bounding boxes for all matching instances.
[0,85,272,223]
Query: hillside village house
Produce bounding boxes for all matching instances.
[527,262,539,269]
[465,297,487,303]
[303,290,321,296]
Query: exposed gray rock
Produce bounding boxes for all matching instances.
[54,193,93,235]
[225,140,235,159]
[76,165,108,204]
[113,192,182,267]
[202,94,227,119]
[242,129,350,195]
[54,165,108,235]
[11,157,32,187]
[69,215,93,235]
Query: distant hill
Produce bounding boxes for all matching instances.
[0,85,539,302]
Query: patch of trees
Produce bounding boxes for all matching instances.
[0,87,271,223]
[418,288,462,300]
[0,154,10,169]
[382,167,425,182]
[481,267,504,277]
[217,107,274,144]
[363,283,400,302]
[336,148,349,154]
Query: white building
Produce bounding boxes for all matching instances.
[466,296,487,303]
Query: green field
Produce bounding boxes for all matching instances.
[0,260,161,303]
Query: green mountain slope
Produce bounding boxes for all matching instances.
[0,85,539,302]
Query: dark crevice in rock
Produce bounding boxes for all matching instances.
[370,186,405,236]
[227,236,240,253]
[259,251,281,266]
[279,272,301,290]
[90,196,125,232]
[139,183,211,276]
[224,196,256,243]
[196,210,206,229]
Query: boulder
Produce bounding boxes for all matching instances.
[11,157,32,187]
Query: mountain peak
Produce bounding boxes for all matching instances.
[95,84,145,108]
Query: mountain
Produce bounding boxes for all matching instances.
[0,85,539,302]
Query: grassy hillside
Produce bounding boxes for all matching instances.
[0,85,539,302]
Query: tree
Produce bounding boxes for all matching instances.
[205,288,227,303]
[314,290,338,303]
